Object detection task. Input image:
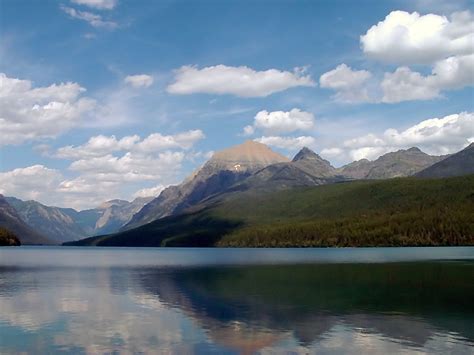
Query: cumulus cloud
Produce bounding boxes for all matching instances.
[124,74,154,88]
[1,128,205,209]
[0,151,185,210]
[360,10,474,64]
[71,0,118,10]
[55,130,205,159]
[61,5,118,29]
[42,130,205,208]
[0,165,63,202]
[68,151,183,177]
[382,54,474,102]
[323,112,474,161]
[321,54,473,104]
[255,136,316,151]
[243,108,315,136]
[167,65,315,97]
[319,64,374,103]
[0,73,96,146]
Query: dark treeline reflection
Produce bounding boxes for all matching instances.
[136,262,474,352]
[0,260,473,354]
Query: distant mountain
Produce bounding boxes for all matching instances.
[123,140,289,230]
[416,143,474,178]
[339,147,447,179]
[0,195,54,245]
[5,197,87,243]
[4,196,154,242]
[93,197,153,235]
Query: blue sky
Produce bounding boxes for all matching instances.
[0,0,473,209]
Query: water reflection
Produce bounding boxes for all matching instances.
[0,248,473,354]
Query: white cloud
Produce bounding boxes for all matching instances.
[68,151,185,182]
[360,10,474,64]
[0,73,95,146]
[0,165,63,202]
[55,134,140,159]
[381,67,440,102]
[61,5,118,29]
[242,125,255,136]
[46,130,204,208]
[137,130,205,152]
[255,136,316,151]
[382,54,474,102]
[324,112,474,161]
[71,0,117,10]
[55,130,205,159]
[167,65,315,97]
[251,109,315,135]
[319,64,374,103]
[124,74,154,88]
[1,128,204,209]
[321,54,474,104]
[132,185,166,199]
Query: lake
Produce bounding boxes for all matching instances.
[0,247,473,354]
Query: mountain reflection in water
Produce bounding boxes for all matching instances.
[0,248,473,354]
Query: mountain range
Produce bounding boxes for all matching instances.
[67,141,473,247]
[0,195,152,245]
[124,141,454,230]
[0,195,54,245]
[2,140,473,246]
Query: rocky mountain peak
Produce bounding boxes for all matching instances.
[211,140,289,166]
[406,147,422,153]
[202,140,289,174]
[292,147,324,162]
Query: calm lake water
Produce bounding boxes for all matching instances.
[0,247,473,354]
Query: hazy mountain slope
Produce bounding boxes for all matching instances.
[339,147,447,179]
[123,140,289,230]
[61,208,103,236]
[5,197,87,243]
[66,175,474,247]
[416,143,474,178]
[93,197,153,235]
[0,195,54,245]
[4,196,154,241]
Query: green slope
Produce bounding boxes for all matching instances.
[65,175,474,247]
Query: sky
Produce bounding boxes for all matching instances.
[0,0,473,209]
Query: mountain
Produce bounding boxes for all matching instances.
[60,208,103,236]
[65,174,474,247]
[123,140,289,230]
[416,143,474,178]
[234,147,343,191]
[92,197,154,235]
[5,197,87,243]
[339,147,447,179]
[4,196,154,242]
[292,147,337,177]
[0,195,54,245]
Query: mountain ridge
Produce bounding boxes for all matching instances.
[126,144,449,230]
[0,195,54,245]
[416,143,474,178]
